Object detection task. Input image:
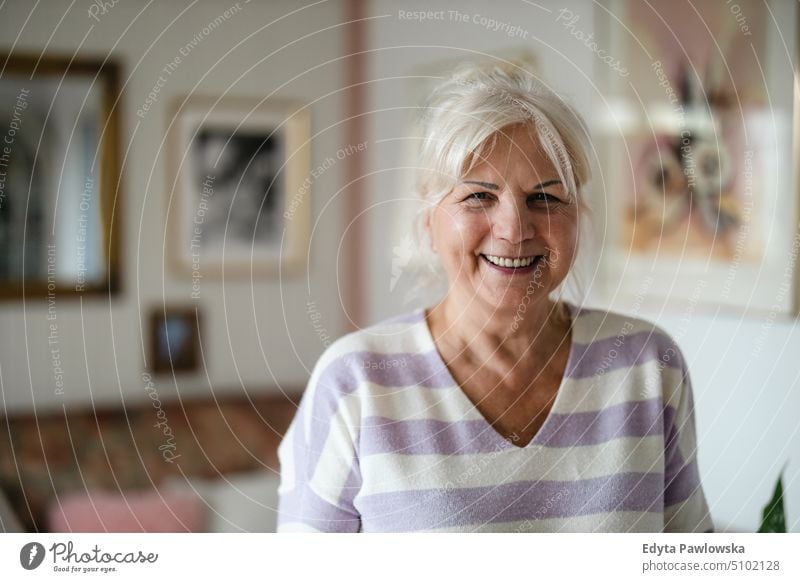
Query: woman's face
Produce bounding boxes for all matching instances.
[427,123,579,314]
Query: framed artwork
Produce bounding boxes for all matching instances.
[168,96,311,276]
[593,0,800,316]
[0,55,121,298]
[149,307,202,374]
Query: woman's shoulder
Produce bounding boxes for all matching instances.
[569,302,688,368]
[310,307,430,380]
[566,303,691,408]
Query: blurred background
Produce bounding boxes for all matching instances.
[0,0,798,533]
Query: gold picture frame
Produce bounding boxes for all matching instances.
[0,54,122,299]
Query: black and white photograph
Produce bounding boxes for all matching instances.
[191,128,283,249]
[169,96,311,276]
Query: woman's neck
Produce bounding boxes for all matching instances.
[426,292,570,365]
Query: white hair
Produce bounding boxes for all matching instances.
[408,59,593,311]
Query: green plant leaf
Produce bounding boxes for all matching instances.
[757,472,786,533]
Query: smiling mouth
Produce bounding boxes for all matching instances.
[480,254,545,273]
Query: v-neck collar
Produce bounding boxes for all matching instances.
[416,302,578,450]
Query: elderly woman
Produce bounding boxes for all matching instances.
[277,62,713,533]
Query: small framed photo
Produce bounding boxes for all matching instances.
[149,307,202,374]
[168,96,311,277]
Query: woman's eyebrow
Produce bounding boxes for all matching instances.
[460,179,563,190]
[530,179,562,190]
[461,180,499,190]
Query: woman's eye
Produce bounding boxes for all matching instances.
[528,193,561,204]
[463,191,492,203]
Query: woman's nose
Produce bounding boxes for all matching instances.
[491,197,535,244]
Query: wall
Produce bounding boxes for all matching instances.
[0,0,350,412]
[364,0,799,532]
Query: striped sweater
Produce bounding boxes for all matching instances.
[277,302,714,532]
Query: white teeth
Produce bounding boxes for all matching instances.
[484,255,539,268]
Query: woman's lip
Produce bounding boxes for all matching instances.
[480,254,543,274]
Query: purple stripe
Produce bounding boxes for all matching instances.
[663,396,702,507]
[283,348,452,482]
[277,486,360,532]
[537,398,668,447]
[327,350,455,389]
[299,349,454,467]
[291,305,664,468]
[356,472,662,532]
[278,339,452,528]
[359,398,671,455]
[664,455,702,506]
[283,377,358,513]
[662,378,702,506]
[568,331,686,379]
[283,342,441,524]
[663,404,681,482]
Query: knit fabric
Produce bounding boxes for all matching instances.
[277,302,713,533]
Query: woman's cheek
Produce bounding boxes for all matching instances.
[554,236,579,276]
[439,211,481,255]
[454,209,490,242]
[432,208,468,264]
[543,208,578,241]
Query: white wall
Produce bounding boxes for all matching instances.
[365,0,799,532]
[0,0,348,411]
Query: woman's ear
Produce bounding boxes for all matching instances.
[424,212,436,253]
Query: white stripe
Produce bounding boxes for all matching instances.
[355,384,483,422]
[351,358,684,421]
[276,423,297,493]
[310,396,360,496]
[428,510,662,532]
[559,359,684,413]
[357,436,664,496]
[313,319,429,374]
[572,309,666,345]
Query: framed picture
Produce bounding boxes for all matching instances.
[0,55,121,298]
[168,96,311,277]
[149,307,202,374]
[593,0,800,316]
